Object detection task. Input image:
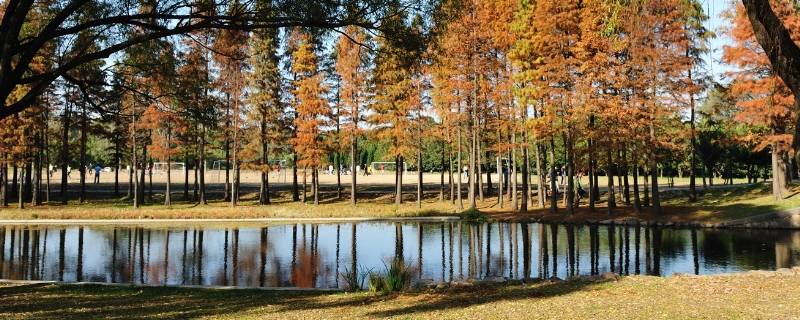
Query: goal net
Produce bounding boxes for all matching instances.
[212,160,230,171]
[370,161,408,174]
[152,162,185,173]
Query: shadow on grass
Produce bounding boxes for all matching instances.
[360,280,600,318]
[0,280,604,319]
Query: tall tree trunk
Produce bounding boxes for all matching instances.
[336,153,342,200]
[520,142,529,214]
[351,133,358,205]
[17,164,24,209]
[24,160,32,202]
[131,109,138,209]
[511,133,518,211]
[457,128,463,209]
[588,137,596,211]
[139,143,147,206]
[643,169,650,207]
[199,125,207,204]
[11,165,17,202]
[606,142,616,214]
[1,153,6,206]
[302,166,307,203]
[496,151,503,207]
[32,138,41,206]
[148,155,154,201]
[622,146,630,205]
[448,141,455,204]
[477,142,485,202]
[417,147,423,209]
[468,124,476,210]
[519,101,531,213]
[114,143,120,197]
[224,139,230,202]
[44,116,51,203]
[183,154,189,201]
[534,142,545,209]
[440,143,446,202]
[650,129,661,214]
[633,162,641,214]
[565,132,575,214]
[548,139,558,213]
[486,151,493,197]
[165,128,172,207]
[688,67,698,202]
[127,155,133,201]
[772,144,789,199]
[292,152,299,201]
[60,102,71,205]
[313,167,319,205]
[224,98,231,202]
[260,126,270,205]
[79,103,87,204]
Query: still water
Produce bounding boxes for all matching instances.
[0,222,798,289]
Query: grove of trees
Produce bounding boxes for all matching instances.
[0,0,798,214]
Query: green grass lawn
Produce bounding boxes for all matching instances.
[659,182,800,221]
[2,271,799,319]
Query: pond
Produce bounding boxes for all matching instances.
[0,222,798,289]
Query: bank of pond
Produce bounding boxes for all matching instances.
[0,221,798,289]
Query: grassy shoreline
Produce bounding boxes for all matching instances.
[2,270,799,319]
[0,183,797,225]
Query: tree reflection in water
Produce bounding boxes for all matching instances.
[0,222,797,288]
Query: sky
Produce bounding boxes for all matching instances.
[706,0,735,84]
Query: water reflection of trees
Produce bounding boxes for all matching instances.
[0,223,799,288]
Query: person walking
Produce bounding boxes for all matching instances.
[94,164,102,184]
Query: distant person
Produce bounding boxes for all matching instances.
[463,165,468,179]
[380,164,385,174]
[576,172,586,201]
[502,166,509,189]
[67,165,72,178]
[94,165,102,184]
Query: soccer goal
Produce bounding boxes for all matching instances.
[152,162,186,173]
[267,159,288,183]
[211,160,230,171]
[370,161,408,174]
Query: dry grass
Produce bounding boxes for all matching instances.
[2,182,797,224]
[0,198,461,220]
[1,271,799,319]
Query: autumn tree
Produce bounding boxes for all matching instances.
[723,2,798,199]
[213,0,249,207]
[335,26,370,205]
[371,8,424,205]
[291,30,331,205]
[247,0,283,205]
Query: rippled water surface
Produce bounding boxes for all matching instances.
[1,222,798,288]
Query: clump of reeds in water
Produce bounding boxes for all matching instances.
[339,266,369,292]
[346,259,413,293]
[383,258,412,292]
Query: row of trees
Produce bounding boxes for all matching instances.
[0,0,796,214]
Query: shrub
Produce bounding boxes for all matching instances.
[461,207,487,222]
[368,273,385,293]
[339,266,368,292]
[384,259,411,292]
